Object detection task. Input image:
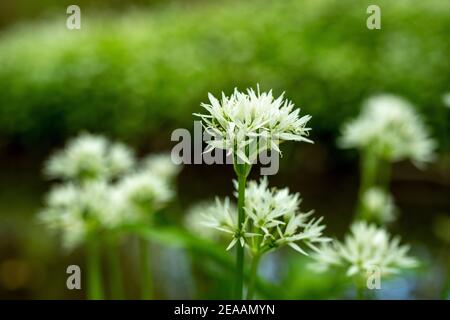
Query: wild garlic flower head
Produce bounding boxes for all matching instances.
[143,153,181,181]
[244,178,329,255]
[39,181,114,250]
[361,187,397,224]
[311,222,417,278]
[242,177,300,234]
[200,197,255,250]
[46,133,135,181]
[114,171,174,217]
[339,95,436,166]
[195,87,312,164]
[184,201,223,240]
[202,178,329,255]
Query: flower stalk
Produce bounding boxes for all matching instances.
[86,238,104,300]
[246,253,261,300]
[106,235,124,300]
[233,162,250,300]
[139,238,152,299]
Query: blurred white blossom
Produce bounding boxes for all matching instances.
[195,87,312,164]
[143,153,181,181]
[442,93,450,109]
[112,170,174,224]
[184,201,224,240]
[40,134,181,250]
[311,222,417,278]
[361,187,397,223]
[39,181,113,250]
[46,133,135,181]
[339,95,436,166]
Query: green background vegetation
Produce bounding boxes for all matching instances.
[0,0,448,299]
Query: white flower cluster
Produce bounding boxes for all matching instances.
[201,178,330,256]
[195,87,312,164]
[339,95,436,166]
[39,134,180,250]
[361,187,396,223]
[311,222,416,278]
[45,133,135,181]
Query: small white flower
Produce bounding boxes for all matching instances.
[195,87,312,164]
[311,222,417,278]
[443,93,450,109]
[361,187,397,223]
[39,181,114,250]
[339,94,436,166]
[183,200,223,240]
[114,171,174,218]
[200,197,255,250]
[45,133,135,181]
[143,153,181,181]
[108,143,136,178]
[200,178,329,255]
[243,177,300,235]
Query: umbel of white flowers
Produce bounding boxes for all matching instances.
[45,133,135,181]
[39,133,180,250]
[360,187,396,224]
[200,177,330,256]
[195,87,313,164]
[311,221,416,279]
[339,94,435,167]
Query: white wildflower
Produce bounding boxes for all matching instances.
[201,178,329,255]
[361,187,397,223]
[143,153,181,181]
[311,222,417,278]
[339,94,436,166]
[183,201,223,240]
[108,143,135,178]
[111,171,174,224]
[443,93,450,109]
[45,133,135,181]
[38,181,114,250]
[195,87,312,164]
[200,197,255,250]
[243,177,300,235]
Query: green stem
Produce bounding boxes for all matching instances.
[356,285,365,300]
[234,171,247,300]
[442,250,450,299]
[379,159,391,192]
[139,238,152,299]
[107,235,124,300]
[356,149,379,220]
[86,238,104,300]
[246,254,261,300]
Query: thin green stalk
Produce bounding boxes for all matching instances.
[139,238,152,299]
[359,149,378,197]
[356,285,365,300]
[379,159,391,192]
[356,149,379,219]
[86,238,104,300]
[246,254,261,300]
[107,236,124,300]
[234,171,247,300]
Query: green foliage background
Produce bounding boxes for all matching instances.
[0,0,448,153]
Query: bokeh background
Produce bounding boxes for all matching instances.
[0,0,448,299]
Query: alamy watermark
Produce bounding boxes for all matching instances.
[66,5,81,30]
[66,265,81,290]
[366,5,381,30]
[366,265,382,290]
